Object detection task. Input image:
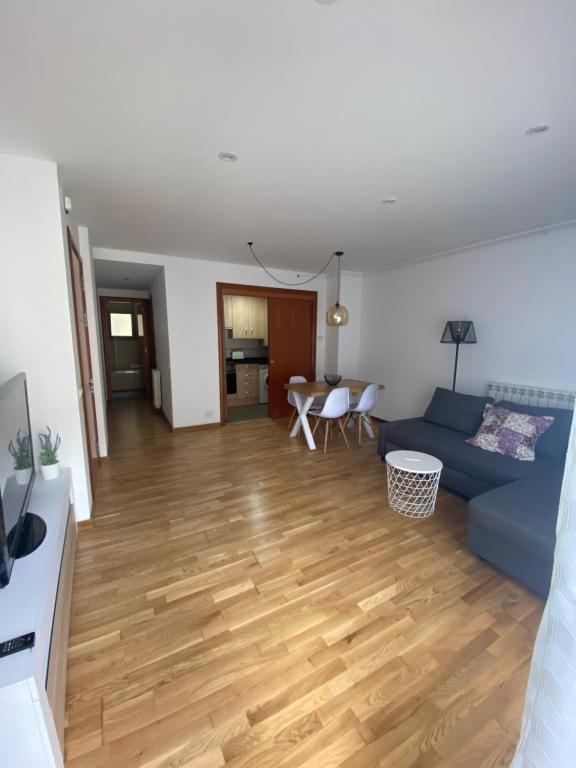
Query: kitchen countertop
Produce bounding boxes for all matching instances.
[226,357,268,365]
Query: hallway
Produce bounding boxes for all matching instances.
[65,401,542,767]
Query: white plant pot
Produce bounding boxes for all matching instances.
[41,462,60,481]
[15,467,33,486]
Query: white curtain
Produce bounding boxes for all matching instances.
[512,407,576,766]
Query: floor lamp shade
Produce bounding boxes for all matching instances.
[440,321,477,390]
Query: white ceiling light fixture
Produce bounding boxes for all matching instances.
[525,124,550,136]
[326,251,349,327]
[218,150,238,162]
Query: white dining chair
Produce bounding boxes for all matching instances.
[310,387,350,453]
[346,383,379,445]
[287,375,307,430]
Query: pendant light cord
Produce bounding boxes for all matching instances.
[247,242,342,287]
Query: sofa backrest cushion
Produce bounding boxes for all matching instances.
[495,400,572,459]
[423,387,494,435]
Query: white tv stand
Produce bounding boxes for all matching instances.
[0,469,76,768]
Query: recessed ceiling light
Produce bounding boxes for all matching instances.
[218,150,238,162]
[525,124,550,136]
[382,197,398,205]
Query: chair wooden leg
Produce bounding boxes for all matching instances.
[338,418,350,448]
[343,413,350,430]
[358,413,362,445]
[287,408,296,430]
[312,416,321,436]
[324,419,329,454]
[369,415,377,436]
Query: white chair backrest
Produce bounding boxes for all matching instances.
[319,387,349,419]
[355,383,379,413]
[288,375,307,407]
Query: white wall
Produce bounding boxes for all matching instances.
[336,273,363,378]
[360,224,576,421]
[0,154,91,520]
[93,247,336,428]
[150,269,173,425]
[79,227,108,457]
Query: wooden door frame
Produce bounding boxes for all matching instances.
[99,296,156,403]
[67,227,97,497]
[216,282,318,426]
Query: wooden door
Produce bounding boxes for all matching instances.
[67,228,98,497]
[133,299,156,399]
[268,297,316,418]
[100,297,156,401]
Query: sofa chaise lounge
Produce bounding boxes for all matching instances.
[377,387,572,597]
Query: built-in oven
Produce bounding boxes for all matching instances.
[225,362,237,395]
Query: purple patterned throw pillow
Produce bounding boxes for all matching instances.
[466,405,554,462]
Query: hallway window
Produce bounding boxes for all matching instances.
[110,312,133,337]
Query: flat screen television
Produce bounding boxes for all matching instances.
[0,373,36,588]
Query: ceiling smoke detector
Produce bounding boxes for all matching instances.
[382,197,398,205]
[525,124,550,136]
[218,150,238,162]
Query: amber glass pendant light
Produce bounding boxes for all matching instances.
[326,251,349,326]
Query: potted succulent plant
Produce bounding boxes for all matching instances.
[8,430,33,485]
[38,426,61,480]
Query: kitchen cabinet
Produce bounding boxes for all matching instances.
[250,297,268,344]
[231,295,249,338]
[227,363,260,406]
[223,295,233,328]
[231,296,268,344]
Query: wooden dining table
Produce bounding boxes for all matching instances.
[284,379,385,450]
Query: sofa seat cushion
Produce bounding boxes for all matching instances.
[383,418,560,488]
[423,387,493,435]
[469,466,563,562]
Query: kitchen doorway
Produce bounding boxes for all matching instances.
[217,284,317,425]
[100,297,156,402]
[223,294,269,423]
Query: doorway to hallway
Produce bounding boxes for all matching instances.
[100,297,156,402]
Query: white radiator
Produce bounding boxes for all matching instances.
[152,368,162,409]
[488,381,575,410]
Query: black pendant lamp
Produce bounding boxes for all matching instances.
[326,251,349,327]
[440,320,477,391]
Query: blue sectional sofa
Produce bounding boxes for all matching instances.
[378,387,571,597]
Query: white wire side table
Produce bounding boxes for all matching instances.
[385,450,443,518]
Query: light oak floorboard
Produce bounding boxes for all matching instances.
[65,399,542,767]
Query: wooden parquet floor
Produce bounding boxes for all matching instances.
[64,400,542,768]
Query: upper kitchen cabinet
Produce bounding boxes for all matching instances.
[231,295,250,338]
[223,295,233,328]
[250,297,268,344]
[230,296,268,344]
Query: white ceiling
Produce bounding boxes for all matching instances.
[1,0,575,273]
[94,259,161,291]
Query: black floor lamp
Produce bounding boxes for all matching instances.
[441,321,477,391]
